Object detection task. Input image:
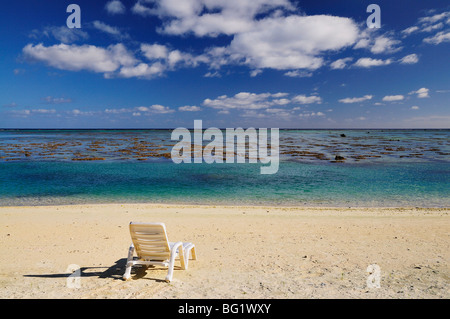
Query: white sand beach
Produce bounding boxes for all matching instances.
[0,204,448,299]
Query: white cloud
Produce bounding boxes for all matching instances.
[118,62,165,78]
[266,108,290,114]
[203,92,275,110]
[354,30,402,54]
[93,21,129,39]
[23,41,205,79]
[353,57,392,68]
[330,57,353,70]
[178,105,201,112]
[402,11,449,33]
[400,53,419,64]
[43,96,72,104]
[403,23,444,36]
[27,2,431,79]
[32,109,56,114]
[30,26,89,43]
[9,109,31,117]
[227,15,359,71]
[133,0,294,36]
[382,95,404,102]
[23,43,137,74]
[25,2,388,78]
[370,35,402,54]
[298,111,325,118]
[272,92,289,98]
[199,46,237,70]
[204,71,221,78]
[273,98,290,105]
[410,88,430,98]
[402,10,450,47]
[167,50,197,67]
[22,41,209,79]
[344,53,417,68]
[10,108,57,116]
[70,109,96,116]
[421,22,444,33]
[284,70,313,78]
[105,1,126,15]
[249,69,262,77]
[401,26,419,36]
[104,108,130,114]
[145,104,175,114]
[292,95,322,105]
[131,2,152,16]
[140,43,206,70]
[411,106,420,110]
[203,91,321,112]
[131,1,360,73]
[353,35,371,50]
[141,43,169,60]
[105,105,175,115]
[339,95,373,104]
[423,31,450,44]
[418,11,450,24]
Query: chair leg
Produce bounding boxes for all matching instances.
[190,245,197,260]
[165,261,175,282]
[123,262,133,280]
[180,244,196,270]
[184,244,196,268]
[123,244,135,280]
[166,242,183,282]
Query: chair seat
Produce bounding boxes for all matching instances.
[169,241,193,252]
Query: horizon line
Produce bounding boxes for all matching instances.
[0,128,449,131]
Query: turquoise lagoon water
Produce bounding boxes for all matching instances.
[0,129,448,207]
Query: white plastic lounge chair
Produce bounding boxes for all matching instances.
[123,222,196,282]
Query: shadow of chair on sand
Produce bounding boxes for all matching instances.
[23,258,176,283]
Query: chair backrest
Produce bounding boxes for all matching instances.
[129,222,171,261]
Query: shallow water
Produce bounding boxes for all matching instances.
[0,129,448,207]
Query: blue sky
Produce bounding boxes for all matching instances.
[0,0,449,129]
